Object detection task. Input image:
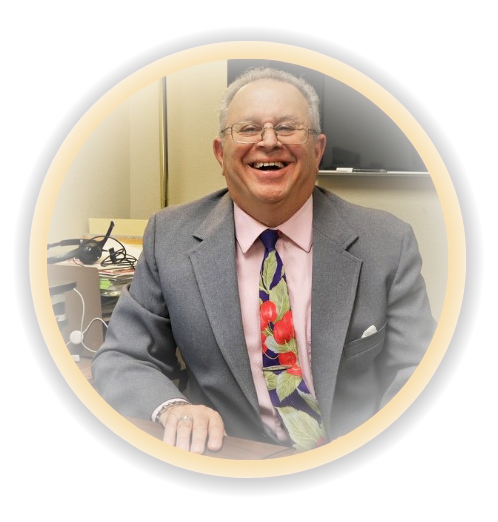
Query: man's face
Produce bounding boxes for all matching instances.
[213,79,326,224]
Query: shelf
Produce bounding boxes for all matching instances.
[318,170,430,177]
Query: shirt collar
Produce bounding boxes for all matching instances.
[233,196,313,254]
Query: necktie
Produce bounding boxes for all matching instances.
[259,229,326,450]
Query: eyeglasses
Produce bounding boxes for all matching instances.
[221,122,317,144]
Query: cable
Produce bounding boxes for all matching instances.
[99,237,137,268]
[66,287,108,353]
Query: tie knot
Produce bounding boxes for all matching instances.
[260,229,279,251]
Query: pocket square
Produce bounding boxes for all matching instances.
[361,325,377,338]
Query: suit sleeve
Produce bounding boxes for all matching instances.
[378,222,437,407]
[92,215,186,419]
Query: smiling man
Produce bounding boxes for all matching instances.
[213,77,326,228]
[93,68,436,454]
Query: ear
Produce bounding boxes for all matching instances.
[314,134,327,170]
[213,137,224,168]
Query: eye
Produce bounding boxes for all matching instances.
[275,123,298,134]
[235,123,261,134]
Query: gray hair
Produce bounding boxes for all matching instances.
[218,67,321,135]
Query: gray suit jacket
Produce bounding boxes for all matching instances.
[93,187,436,444]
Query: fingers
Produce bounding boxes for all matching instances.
[160,404,225,454]
[205,413,225,453]
[173,415,196,452]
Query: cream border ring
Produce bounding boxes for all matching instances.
[30,41,465,478]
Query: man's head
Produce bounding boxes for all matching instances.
[213,68,326,227]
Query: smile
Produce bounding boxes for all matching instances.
[250,162,289,171]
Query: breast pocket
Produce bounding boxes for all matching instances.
[343,322,386,359]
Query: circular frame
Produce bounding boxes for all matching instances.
[30,41,465,477]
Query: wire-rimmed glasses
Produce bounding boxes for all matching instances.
[221,122,317,145]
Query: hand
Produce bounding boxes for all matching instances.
[159,404,225,454]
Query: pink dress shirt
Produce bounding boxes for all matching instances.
[233,196,315,441]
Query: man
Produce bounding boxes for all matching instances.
[92,67,436,454]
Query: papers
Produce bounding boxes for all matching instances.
[99,266,135,297]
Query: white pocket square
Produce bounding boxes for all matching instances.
[361,325,377,338]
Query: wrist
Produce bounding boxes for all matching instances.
[154,400,190,425]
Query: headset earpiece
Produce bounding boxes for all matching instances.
[76,239,103,264]
[47,221,115,265]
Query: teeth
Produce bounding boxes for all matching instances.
[252,162,286,169]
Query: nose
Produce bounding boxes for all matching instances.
[258,125,281,148]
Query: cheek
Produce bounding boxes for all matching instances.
[306,148,321,171]
[221,158,247,191]
[221,155,239,178]
[296,149,318,174]
[222,144,246,167]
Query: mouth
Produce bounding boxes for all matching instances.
[249,161,289,171]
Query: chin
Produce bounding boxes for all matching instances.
[253,185,291,204]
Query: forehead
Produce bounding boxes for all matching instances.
[227,79,309,123]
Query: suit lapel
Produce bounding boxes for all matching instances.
[188,193,260,415]
[311,188,362,435]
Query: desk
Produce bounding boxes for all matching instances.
[127,417,298,459]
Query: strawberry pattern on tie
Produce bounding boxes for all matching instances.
[259,229,326,451]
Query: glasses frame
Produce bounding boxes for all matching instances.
[221,122,318,145]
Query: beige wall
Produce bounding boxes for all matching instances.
[47,60,447,319]
[129,81,165,217]
[48,100,131,243]
[166,61,227,206]
[48,80,164,243]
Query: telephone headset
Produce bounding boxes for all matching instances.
[48,220,137,351]
[47,221,115,265]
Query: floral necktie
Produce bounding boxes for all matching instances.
[259,229,326,451]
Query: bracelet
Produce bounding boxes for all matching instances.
[154,400,190,423]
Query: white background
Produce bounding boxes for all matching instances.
[3,1,497,520]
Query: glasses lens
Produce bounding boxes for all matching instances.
[231,123,309,144]
[233,123,262,142]
[279,128,307,144]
